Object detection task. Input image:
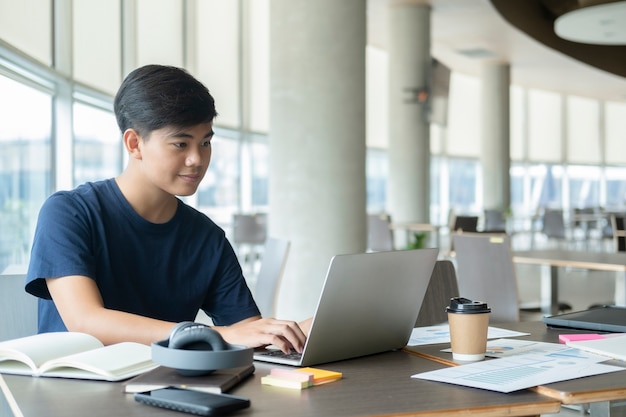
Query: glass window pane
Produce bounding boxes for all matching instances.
[0,75,52,271]
[366,148,388,213]
[605,167,626,208]
[529,164,563,209]
[448,158,479,213]
[73,0,122,94]
[250,141,269,208]
[567,165,600,208]
[430,155,442,223]
[196,134,240,225]
[528,89,561,163]
[510,164,525,211]
[73,103,121,186]
[566,96,600,164]
[0,0,52,65]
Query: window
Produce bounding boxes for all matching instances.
[249,140,269,208]
[73,102,121,186]
[196,133,240,225]
[604,167,626,208]
[448,157,479,214]
[0,75,52,271]
[366,148,388,213]
[567,165,600,209]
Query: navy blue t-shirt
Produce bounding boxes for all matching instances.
[26,179,259,333]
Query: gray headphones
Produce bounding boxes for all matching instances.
[151,322,253,376]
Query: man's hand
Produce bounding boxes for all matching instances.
[215,317,309,354]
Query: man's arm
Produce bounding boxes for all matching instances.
[46,275,174,345]
[46,275,310,352]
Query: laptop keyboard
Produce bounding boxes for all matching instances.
[257,350,303,360]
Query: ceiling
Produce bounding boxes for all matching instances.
[367,0,626,102]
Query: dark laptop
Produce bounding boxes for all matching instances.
[542,305,626,333]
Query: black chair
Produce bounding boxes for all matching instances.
[541,209,568,248]
[367,213,394,252]
[610,214,626,252]
[415,260,460,327]
[452,215,479,233]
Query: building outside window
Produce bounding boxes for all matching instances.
[0,75,51,272]
[73,101,121,186]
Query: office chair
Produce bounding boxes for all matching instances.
[232,213,268,267]
[447,214,479,255]
[367,214,394,252]
[451,215,479,233]
[0,273,38,341]
[194,237,290,323]
[453,233,520,323]
[610,214,626,252]
[483,209,507,232]
[254,237,291,318]
[541,209,568,248]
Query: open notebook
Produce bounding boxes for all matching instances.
[566,334,626,361]
[254,248,439,366]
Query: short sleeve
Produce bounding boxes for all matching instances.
[25,193,97,299]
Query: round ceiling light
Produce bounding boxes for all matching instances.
[554,1,626,45]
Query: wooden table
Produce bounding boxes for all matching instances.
[1,348,561,417]
[513,249,626,315]
[405,321,626,417]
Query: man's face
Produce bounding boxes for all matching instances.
[137,122,214,197]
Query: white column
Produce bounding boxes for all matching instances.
[269,0,367,320]
[481,61,511,210]
[387,1,431,225]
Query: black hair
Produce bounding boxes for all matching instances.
[113,65,217,136]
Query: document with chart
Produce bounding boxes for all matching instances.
[412,343,625,393]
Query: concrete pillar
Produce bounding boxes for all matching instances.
[481,62,511,211]
[387,1,431,225]
[269,0,367,320]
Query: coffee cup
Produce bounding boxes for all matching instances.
[446,297,491,362]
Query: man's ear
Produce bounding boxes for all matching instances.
[123,129,143,160]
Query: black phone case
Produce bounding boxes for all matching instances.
[134,387,250,416]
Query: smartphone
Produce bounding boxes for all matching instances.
[134,387,250,416]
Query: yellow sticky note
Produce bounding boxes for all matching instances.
[295,367,342,385]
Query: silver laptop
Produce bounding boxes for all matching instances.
[253,248,439,366]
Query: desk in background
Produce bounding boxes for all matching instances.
[1,348,561,417]
[405,321,626,417]
[513,249,626,315]
[389,222,442,249]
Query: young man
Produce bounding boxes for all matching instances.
[25,64,307,354]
